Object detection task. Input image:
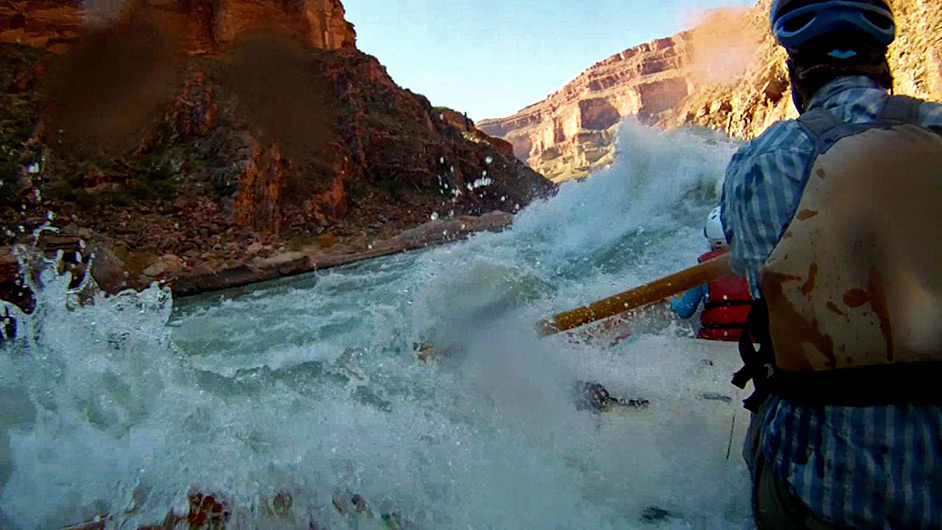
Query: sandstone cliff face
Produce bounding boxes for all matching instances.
[658,2,793,138]
[0,1,82,53]
[483,0,940,180]
[210,0,356,52]
[659,0,942,139]
[0,0,356,55]
[478,35,695,182]
[0,0,553,297]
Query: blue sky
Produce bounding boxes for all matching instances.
[342,0,758,121]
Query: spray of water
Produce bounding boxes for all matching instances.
[0,122,750,529]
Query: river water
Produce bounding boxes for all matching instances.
[0,122,754,529]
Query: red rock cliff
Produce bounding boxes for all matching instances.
[0,0,356,54]
[0,0,553,298]
[478,34,698,182]
[658,0,942,139]
[482,0,940,181]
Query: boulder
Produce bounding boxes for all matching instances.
[159,254,184,274]
[142,261,168,278]
[257,251,309,275]
[475,210,513,232]
[246,240,265,256]
[89,244,127,294]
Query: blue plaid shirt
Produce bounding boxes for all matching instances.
[721,76,942,529]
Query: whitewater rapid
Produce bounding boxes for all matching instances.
[0,121,753,529]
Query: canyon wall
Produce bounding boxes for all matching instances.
[478,34,698,182]
[483,0,941,181]
[0,0,553,299]
[0,0,356,54]
[659,0,942,138]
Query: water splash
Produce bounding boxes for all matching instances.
[0,122,751,529]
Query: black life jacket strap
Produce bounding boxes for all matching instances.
[797,107,844,140]
[798,95,923,144]
[731,299,776,412]
[879,94,923,124]
[772,364,942,407]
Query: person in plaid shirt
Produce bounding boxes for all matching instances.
[721,0,942,527]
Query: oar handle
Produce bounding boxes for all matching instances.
[541,253,734,335]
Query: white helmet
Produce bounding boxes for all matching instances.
[704,206,727,250]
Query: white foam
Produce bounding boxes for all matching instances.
[0,121,751,529]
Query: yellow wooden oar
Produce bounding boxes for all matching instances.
[540,253,733,335]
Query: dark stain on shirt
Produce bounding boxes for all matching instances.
[796,209,819,221]
[762,269,836,370]
[801,263,818,297]
[867,268,894,362]
[843,289,869,308]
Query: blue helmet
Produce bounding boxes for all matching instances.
[771,0,895,51]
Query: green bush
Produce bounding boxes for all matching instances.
[129,158,178,201]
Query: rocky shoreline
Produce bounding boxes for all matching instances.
[0,211,514,317]
[171,210,513,296]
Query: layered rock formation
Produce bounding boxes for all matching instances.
[189,0,356,53]
[0,0,554,302]
[483,0,940,180]
[0,1,82,53]
[0,0,356,54]
[479,35,696,182]
[660,0,942,138]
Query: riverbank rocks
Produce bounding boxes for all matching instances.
[166,211,514,296]
[1,209,512,310]
[0,233,87,314]
[390,211,512,248]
